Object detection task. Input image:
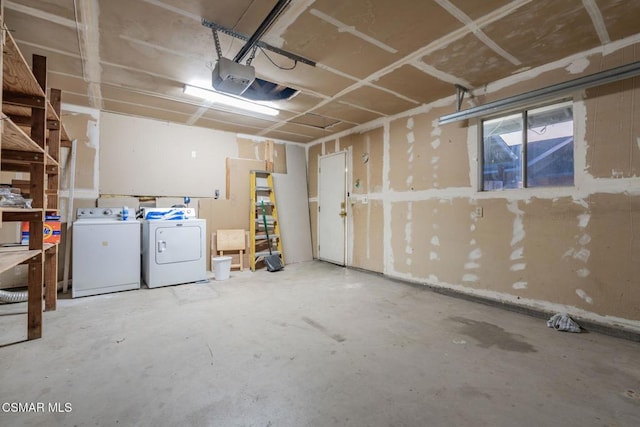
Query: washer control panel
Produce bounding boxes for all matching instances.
[76,207,132,220]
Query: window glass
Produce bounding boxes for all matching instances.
[482,113,523,190]
[481,101,573,191]
[526,103,574,187]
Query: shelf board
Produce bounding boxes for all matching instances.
[46,101,60,121]
[45,153,59,167]
[1,115,45,153]
[1,208,44,222]
[2,31,46,99]
[0,207,42,212]
[2,103,60,122]
[60,122,70,144]
[0,247,41,275]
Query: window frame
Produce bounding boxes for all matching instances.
[479,99,574,192]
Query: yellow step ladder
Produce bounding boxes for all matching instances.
[249,170,284,271]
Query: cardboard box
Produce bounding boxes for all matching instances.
[21,219,62,245]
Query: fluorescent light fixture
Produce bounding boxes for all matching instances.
[183,84,279,116]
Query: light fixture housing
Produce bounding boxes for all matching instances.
[183,84,279,116]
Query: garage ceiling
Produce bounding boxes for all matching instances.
[4,0,640,143]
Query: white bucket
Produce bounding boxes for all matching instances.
[212,256,232,281]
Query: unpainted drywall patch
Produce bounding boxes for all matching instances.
[309,201,318,259]
[430,118,441,187]
[350,199,384,273]
[307,143,323,199]
[611,169,624,179]
[406,118,415,189]
[512,282,528,290]
[576,289,594,304]
[576,268,590,278]
[61,112,99,193]
[468,248,482,261]
[404,202,413,266]
[86,119,99,149]
[463,202,481,282]
[573,248,591,264]
[507,200,525,246]
[506,200,527,288]
[564,211,592,279]
[367,128,384,193]
[463,274,478,283]
[429,204,440,261]
[510,247,524,261]
[510,263,526,272]
[578,213,591,228]
[565,57,590,74]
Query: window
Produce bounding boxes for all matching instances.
[481,101,574,190]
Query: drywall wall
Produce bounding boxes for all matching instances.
[199,149,312,270]
[199,198,251,272]
[226,158,267,230]
[237,137,288,174]
[307,40,640,332]
[273,144,313,265]
[99,112,238,197]
[61,108,100,196]
[67,109,312,274]
[339,129,384,272]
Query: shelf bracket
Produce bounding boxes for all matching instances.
[455,84,469,112]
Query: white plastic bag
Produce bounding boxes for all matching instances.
[547,313,581,333]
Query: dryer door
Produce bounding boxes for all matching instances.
[155,223,202,264]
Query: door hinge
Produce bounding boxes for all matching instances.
[318,205,320,212]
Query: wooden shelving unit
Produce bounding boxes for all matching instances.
[1,16,65,340]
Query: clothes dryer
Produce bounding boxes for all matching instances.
[141,208,207,288]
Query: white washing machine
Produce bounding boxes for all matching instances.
[72,207,140,298]
[141,208,207,288]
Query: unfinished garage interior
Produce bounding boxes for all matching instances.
[1,0,639,425]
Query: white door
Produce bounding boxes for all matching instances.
[318,152,347,265]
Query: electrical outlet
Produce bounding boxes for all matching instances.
[475,207,483,218]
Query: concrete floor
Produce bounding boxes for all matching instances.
[1,261,639,426]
